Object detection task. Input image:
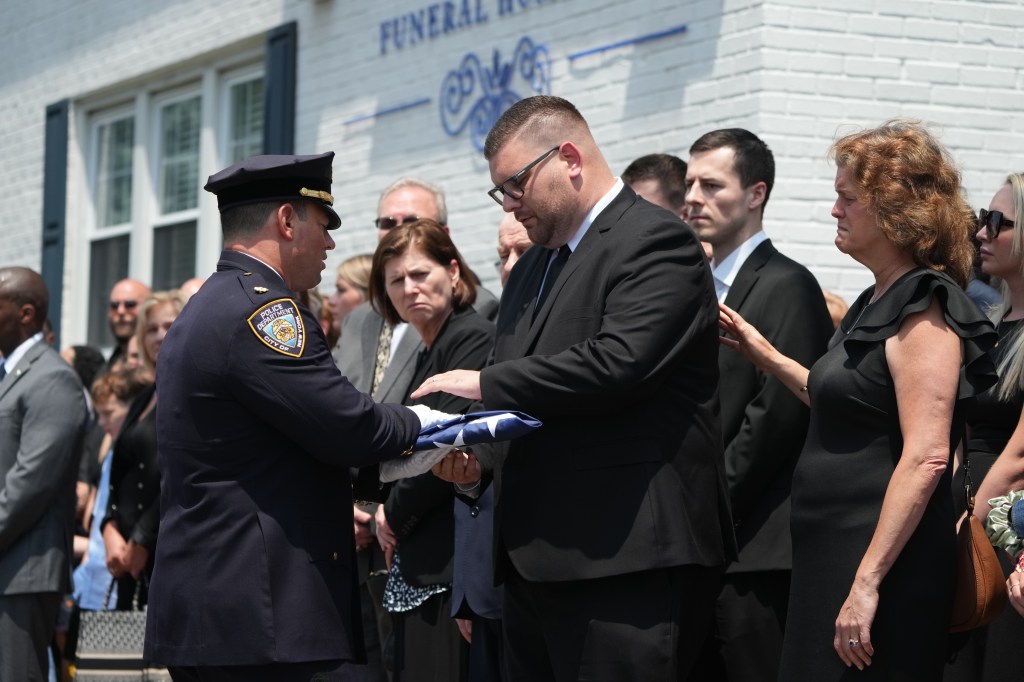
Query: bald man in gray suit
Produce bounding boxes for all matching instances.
[0,267,87,682]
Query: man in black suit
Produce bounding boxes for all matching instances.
[684,129,833,682]
[414,95,736,682]
[144,153,450,681]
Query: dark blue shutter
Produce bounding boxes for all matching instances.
[263,21,297,154]
[41,99,69,347]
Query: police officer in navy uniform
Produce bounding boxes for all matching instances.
[144,152,448,682]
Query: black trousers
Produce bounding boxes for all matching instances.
[692,569,790,682]
[502,564,721,682]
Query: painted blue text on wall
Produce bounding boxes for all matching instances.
[380,0,552,55]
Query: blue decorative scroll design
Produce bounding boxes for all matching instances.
[567,24,688,62]
[440,36,552,151]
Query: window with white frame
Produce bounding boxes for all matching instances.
[84,63,264,348]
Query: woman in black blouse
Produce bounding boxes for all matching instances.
[101,290,185,609]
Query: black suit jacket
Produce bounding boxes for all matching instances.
[480,186,736,582]
[719,239,833,572]
[145,251,420,667]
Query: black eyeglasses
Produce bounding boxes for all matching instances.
[978,208,1015,239]
[488,146,560,206]
[375,215,420,230]
[109,300,139,311]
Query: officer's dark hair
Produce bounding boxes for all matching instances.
[622,154,689,210]
[369,219,478,326]
[689,128,775,214]
[221,200,309,241]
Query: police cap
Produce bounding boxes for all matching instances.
[204,152,342,229]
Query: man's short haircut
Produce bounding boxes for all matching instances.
[377,177,448,226]
[689,128,775,211]
[0,267,48,326]
[221,200,309,241]
[483,95,587,161]
[622,154,689,210]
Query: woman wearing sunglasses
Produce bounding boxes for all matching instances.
[950,174,1024,681]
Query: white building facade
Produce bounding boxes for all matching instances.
[1,0,1022,348]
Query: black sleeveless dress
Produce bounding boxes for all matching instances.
[779,269,997,681]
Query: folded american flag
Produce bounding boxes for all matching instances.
[380,411,542,483]
[415,410,542,451]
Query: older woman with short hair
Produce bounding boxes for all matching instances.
[368,219,494,682]
[720,120,997,680]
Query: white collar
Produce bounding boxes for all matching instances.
[2,332,44,376]
[712,231,768,292]
[563,178,624,253]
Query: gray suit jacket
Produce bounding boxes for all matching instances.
[336,302,423,402]
[0,340,86,595]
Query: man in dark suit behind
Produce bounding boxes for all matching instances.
[0,267,87,681]
[684,129,833,682]
[413,95,736,682]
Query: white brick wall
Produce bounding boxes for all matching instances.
[1,0,1023,344]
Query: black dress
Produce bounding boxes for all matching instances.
[944,317,1024,682]
[779,269,997,681]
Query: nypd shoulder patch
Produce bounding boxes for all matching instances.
[247,298,306,357]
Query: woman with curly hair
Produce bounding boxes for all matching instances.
[719,120,997,680]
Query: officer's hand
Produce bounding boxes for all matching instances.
[406,404,458,431]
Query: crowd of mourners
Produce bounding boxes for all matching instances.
[4,95,1024,682]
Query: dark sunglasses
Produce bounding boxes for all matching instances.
[488,146,560,206]
[978,208,1015,239]
[375,215,420,230]
[109,300,139,311]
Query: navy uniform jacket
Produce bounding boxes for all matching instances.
[144,250,420,667]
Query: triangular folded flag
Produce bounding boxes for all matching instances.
[415,410,542,451]
[380,411,542,483]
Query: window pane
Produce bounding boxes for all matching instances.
[159,96,201,214]
[88,235,131,348]
[229,78,264,163]
[152,220,196,291]
[96,117,134,227]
